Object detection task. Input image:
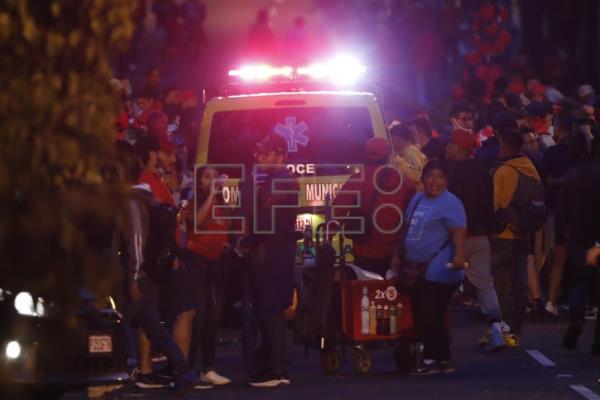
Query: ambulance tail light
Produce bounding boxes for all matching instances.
[228,65,293,82]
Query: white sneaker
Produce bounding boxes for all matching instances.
[545,302,559,316]
[201,370,232,386]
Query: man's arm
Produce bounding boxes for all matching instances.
[127,199,145,301]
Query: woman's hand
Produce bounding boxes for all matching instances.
[451,253,467,269]
[177,204,191,224]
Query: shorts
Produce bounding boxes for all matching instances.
[161,265,195,317]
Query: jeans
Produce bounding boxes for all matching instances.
[464,236,502,323]
[132,278,187,373]
[186,253,227,371]
[491,238,529,335]
[411,280,457,361]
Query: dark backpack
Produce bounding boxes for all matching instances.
[144,202,178,282]
[501,165,547,236]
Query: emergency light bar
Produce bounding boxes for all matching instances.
[228,65,293,82]
[228,56,366,87]
[297,55,367,86]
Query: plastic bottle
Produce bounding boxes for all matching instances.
[383,305,390,336]
[369,301,377,335]
[360,287,370,335]
[376,305,383,335]
[390,305,397,335]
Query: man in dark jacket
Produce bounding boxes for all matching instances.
[558,138,600,353]
[238,134,299,387]
[117,140,197,392]
[445,129,505,352]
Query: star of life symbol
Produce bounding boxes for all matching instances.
[274,117,309,153]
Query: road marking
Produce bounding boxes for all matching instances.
[556,374,574,378]
[526,350,556,367]
[571,385,600,400]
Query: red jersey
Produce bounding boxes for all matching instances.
[187,205,229,261]
[138,170,175,206]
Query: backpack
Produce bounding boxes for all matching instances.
[144,202,178,282]
[500,165,547,236]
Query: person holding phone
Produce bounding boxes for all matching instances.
[182,167,232,386]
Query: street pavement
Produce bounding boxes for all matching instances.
[65,305,600,400]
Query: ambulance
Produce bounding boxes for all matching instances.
[195,56,390,257]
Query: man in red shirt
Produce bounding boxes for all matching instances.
[135,134,202,388]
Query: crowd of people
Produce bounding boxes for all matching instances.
[104,1,600,394]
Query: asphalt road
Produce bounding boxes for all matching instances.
[62,305,600,400]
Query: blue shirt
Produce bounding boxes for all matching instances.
[404,191,467,284]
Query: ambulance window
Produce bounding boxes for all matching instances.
[207,107,374,169]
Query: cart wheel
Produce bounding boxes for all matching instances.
[352,346,372,375]
[321,347,342,375]
[394,341,417,373]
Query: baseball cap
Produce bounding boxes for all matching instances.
[450,129,477,151]
[365,137,390,161]
[157,133,177,153]
[578,84,594,99]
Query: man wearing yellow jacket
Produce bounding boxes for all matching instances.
[491,129,542,348]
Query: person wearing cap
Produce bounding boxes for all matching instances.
[527,100,556,150]
[389,124,428,185]
[542,111,578,316]
[578,84,596,106]
[334,137,415,277]
[237,133,299,388]
[490,128,542,348]
[446,129,506,351]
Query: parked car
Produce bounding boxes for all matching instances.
[0,288,129,399]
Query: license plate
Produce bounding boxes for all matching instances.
[88,335,112,353]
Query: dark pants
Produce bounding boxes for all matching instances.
[132,278,187,373]
[252,307,288,375]
[247,241,294,376]
[491,238,529,335]
[354,255,392,278]
[186,253,227,371]
[568,250,600,337]
[411,280,457,361]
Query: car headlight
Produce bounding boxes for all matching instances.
[5,340,21,360]
[14,292,46,317]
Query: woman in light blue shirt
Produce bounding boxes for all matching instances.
[402,160,467,375]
